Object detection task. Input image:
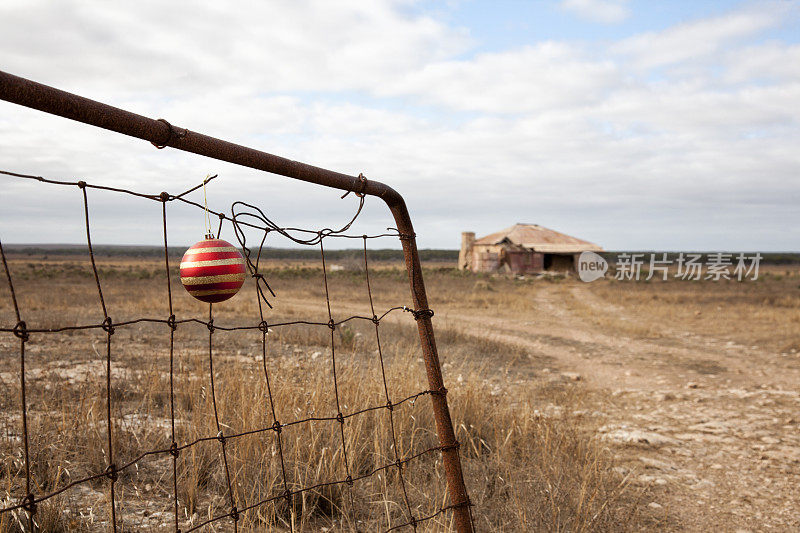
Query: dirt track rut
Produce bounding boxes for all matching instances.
[437,284,800,531]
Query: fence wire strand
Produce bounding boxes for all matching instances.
[0,169,472,531]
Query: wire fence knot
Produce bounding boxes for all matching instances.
[101,317,115,335]
[258,320,269,334]
[327,319,336,331]
[167,314,177,331]
[206,319,215,333]
[105,463,118,482]
[169,441,179,458]
[21,493,36,515]
[454,496,473,509]
[271,420,282,434]
[12,320,28,342]
[404,307,434,321]
[340,173,368,199]
[159,191,170,202]
[440,441,460,452]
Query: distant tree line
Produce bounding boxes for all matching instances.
[6,245,799,265]
[4,244,460,262]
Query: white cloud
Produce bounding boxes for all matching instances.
[0,1,798,251]
[379,42,619,113]
[722,42,800,84]
[560,0,630,24]
[612,8,782,69]
[0,0,470,96]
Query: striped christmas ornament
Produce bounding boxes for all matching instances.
[180,237,246,303]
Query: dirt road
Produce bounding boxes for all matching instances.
[436,283,800,531]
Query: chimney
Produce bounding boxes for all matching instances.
[458,232,475,271]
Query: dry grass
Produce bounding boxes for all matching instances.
[0,256,651,531]
[564,267,800,349]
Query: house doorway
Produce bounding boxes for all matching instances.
[543,253,575,271]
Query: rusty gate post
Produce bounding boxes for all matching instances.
[389,199,474,532]
[0,69,474,532]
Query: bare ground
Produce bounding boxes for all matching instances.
[1,256,798,531]
[436,281,800,531]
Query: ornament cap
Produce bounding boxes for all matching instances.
[205,233,215,240]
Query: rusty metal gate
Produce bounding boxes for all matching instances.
[0,70,473,532]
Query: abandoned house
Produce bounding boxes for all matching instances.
[459,223,602,274]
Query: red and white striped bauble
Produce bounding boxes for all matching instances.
[180,237,246,303]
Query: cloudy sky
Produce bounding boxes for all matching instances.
[1,0,798,251]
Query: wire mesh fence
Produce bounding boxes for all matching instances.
[0,169,473,531]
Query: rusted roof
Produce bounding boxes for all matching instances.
[473,223,602,253]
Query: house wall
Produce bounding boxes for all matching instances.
[472,244,502,272]
[470,245,581,274]
[471,244,544,274]
[508,250,543,273]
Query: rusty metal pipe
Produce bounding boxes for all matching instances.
[0,70,402,207]
[0,69,473,532]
